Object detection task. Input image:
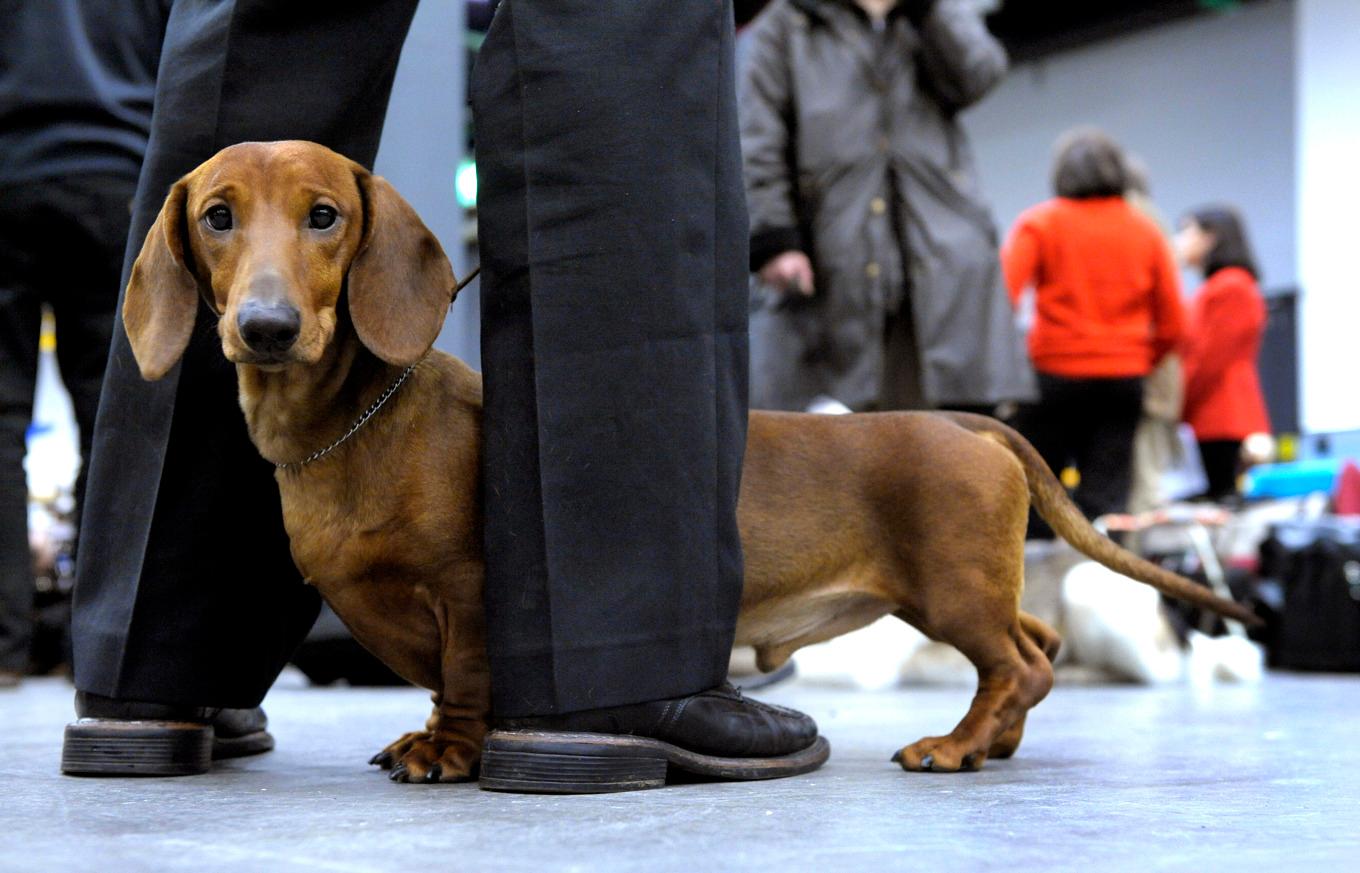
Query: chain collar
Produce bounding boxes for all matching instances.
[275,356,423,472]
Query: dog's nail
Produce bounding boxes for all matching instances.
[425,765,442,784]
[920,754,935,771]
[890,750,903,764]
[961,754,977,771]
[389,765,408,783]
[369,752,391,768]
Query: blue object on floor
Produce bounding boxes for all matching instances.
[1244,458,1344,499]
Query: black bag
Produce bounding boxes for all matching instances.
[1257,518,1360,671]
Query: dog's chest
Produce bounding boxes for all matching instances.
[276,480,386,587]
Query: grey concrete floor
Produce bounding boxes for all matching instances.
[2,671,1358,872]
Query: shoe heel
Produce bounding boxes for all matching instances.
[479,732,667,794]
[61,721,212,777]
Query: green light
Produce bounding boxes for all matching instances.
[455,158,477,209]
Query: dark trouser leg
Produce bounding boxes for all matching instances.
[1014,373,1082,539]
[1197,440,1243,501]
[71,0,419,708]
[1,175,132,674]
[474,0,749,717]
[880,305,927,411]
[48,175,133,527]
[0,200,40,671]
[1071,377,1144,520]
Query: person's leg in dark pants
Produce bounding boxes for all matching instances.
[1197,439,1243,501]
[47,175,132,528]
[1071,377,1144,520]
[473,0,821,791]
[72,0,420,709]
[1014,373,1082,539]
[65,1,420,774]
[0,192,42,677]
[0,175,133,682]
[475,0,748,716]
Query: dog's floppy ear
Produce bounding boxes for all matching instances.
[123,178,201,381]
[348,170,455,366]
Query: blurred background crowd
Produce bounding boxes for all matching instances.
[4,0,1358,691]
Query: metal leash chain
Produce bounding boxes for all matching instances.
[276,357,422,472]
[273,265,480,472]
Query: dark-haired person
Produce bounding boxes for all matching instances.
[1002,128,1184,528]
[1174,206,1270,501]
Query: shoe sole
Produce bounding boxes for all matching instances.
[62,721,212,777]
[479,730,831,794]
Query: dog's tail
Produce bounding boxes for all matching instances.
[942,412,1263,627]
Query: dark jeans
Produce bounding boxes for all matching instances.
[0,173,131,671]
[1016,372,1144,538]
[1198,439,1243,502]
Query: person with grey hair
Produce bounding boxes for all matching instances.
[1002,128,1185,531]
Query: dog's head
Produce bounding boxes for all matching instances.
[124,140,457,379]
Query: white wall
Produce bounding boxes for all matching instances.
[373,1,480,368]
[963,0,1297,291]
[1296,0,1360,434]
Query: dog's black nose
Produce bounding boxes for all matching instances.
[238,301,301,354]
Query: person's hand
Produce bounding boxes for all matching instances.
[759,250,815,297]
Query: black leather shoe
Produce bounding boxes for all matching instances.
[207,705,276,760]
[61,691,275,777]
[479,683,829,794]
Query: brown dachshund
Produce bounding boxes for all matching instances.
[123,141,1258,782]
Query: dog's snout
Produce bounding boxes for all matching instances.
[238,300,301,354]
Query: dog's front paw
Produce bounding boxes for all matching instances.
[369,731,480,784]
[891,736,986,773]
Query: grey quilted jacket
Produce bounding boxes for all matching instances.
[740,0,1034,409]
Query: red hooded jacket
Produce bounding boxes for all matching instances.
[1180,266,1271,440]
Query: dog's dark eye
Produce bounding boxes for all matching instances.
[204,206,233,232]
[309,205,338,230]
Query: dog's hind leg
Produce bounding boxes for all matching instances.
[987,612,1061,759]
[892,601,1055,772]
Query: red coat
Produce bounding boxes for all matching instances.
[1180,267,1271,441]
